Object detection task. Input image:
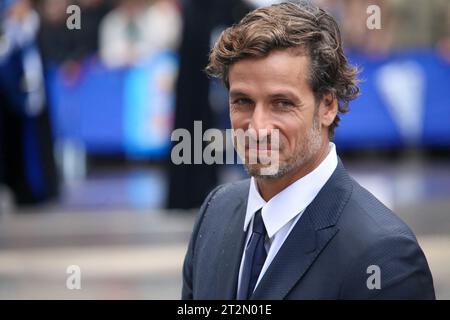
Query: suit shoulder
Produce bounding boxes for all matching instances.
[338,177,418,248]
[335,179,434,299]
[206,179,250,207]
[197,179,250,225]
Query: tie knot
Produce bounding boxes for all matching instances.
[252,210,266,235]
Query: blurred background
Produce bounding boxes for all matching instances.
[0,0,449,299]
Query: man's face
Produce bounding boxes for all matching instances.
[228,49,332,179]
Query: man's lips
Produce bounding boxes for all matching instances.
[246,146,278,151]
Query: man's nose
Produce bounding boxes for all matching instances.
[249,104,274,139]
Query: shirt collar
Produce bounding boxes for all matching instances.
[244,142,338,238]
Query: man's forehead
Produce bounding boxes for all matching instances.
[232,47,308,65]
[228,50,310,90]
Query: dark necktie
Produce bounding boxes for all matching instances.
[238,209,268,300]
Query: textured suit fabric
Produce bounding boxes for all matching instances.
[182,160,435,300]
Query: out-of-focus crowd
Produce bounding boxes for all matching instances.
[4,0,450,70]
[37,0,181,69]
[319,0,450,57]
[1,0,449,210]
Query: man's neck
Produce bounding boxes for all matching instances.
[255,142,330,202]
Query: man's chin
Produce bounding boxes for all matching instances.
[245,164,286,180]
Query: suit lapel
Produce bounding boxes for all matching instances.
[251,216,339,299]
[251,160,353,300]
[215,193,248,299]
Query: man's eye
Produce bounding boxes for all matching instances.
[233,98,252,106]
[275,100,293,108]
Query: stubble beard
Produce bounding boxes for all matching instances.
[245,117,323,180]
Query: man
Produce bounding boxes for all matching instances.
[0,0,59,205]
[182,2,435,299]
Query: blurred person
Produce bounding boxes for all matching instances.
[37,0,84,86]
[99,0,148,67]
[37,0,112,85]
[99,0,181,68]
[0,0,59,205]
[167,0,252,209]
[182,2,435,299]
[75,0,112,60]
[145,0,181,54]
[37,0,74,64]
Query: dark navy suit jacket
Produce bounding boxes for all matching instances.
[182,161,435,299]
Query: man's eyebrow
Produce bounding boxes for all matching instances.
[229,90,303,104]
[269,92,303,104]
[229,90,250,98]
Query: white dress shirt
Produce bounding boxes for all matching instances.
[237,142,338,296]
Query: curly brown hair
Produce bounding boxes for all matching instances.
[206,1,360,139]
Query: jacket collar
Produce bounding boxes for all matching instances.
[244,143,338,239]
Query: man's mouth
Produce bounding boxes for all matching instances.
[247,145,273,151]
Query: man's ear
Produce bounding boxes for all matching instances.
[319,92,338,128]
